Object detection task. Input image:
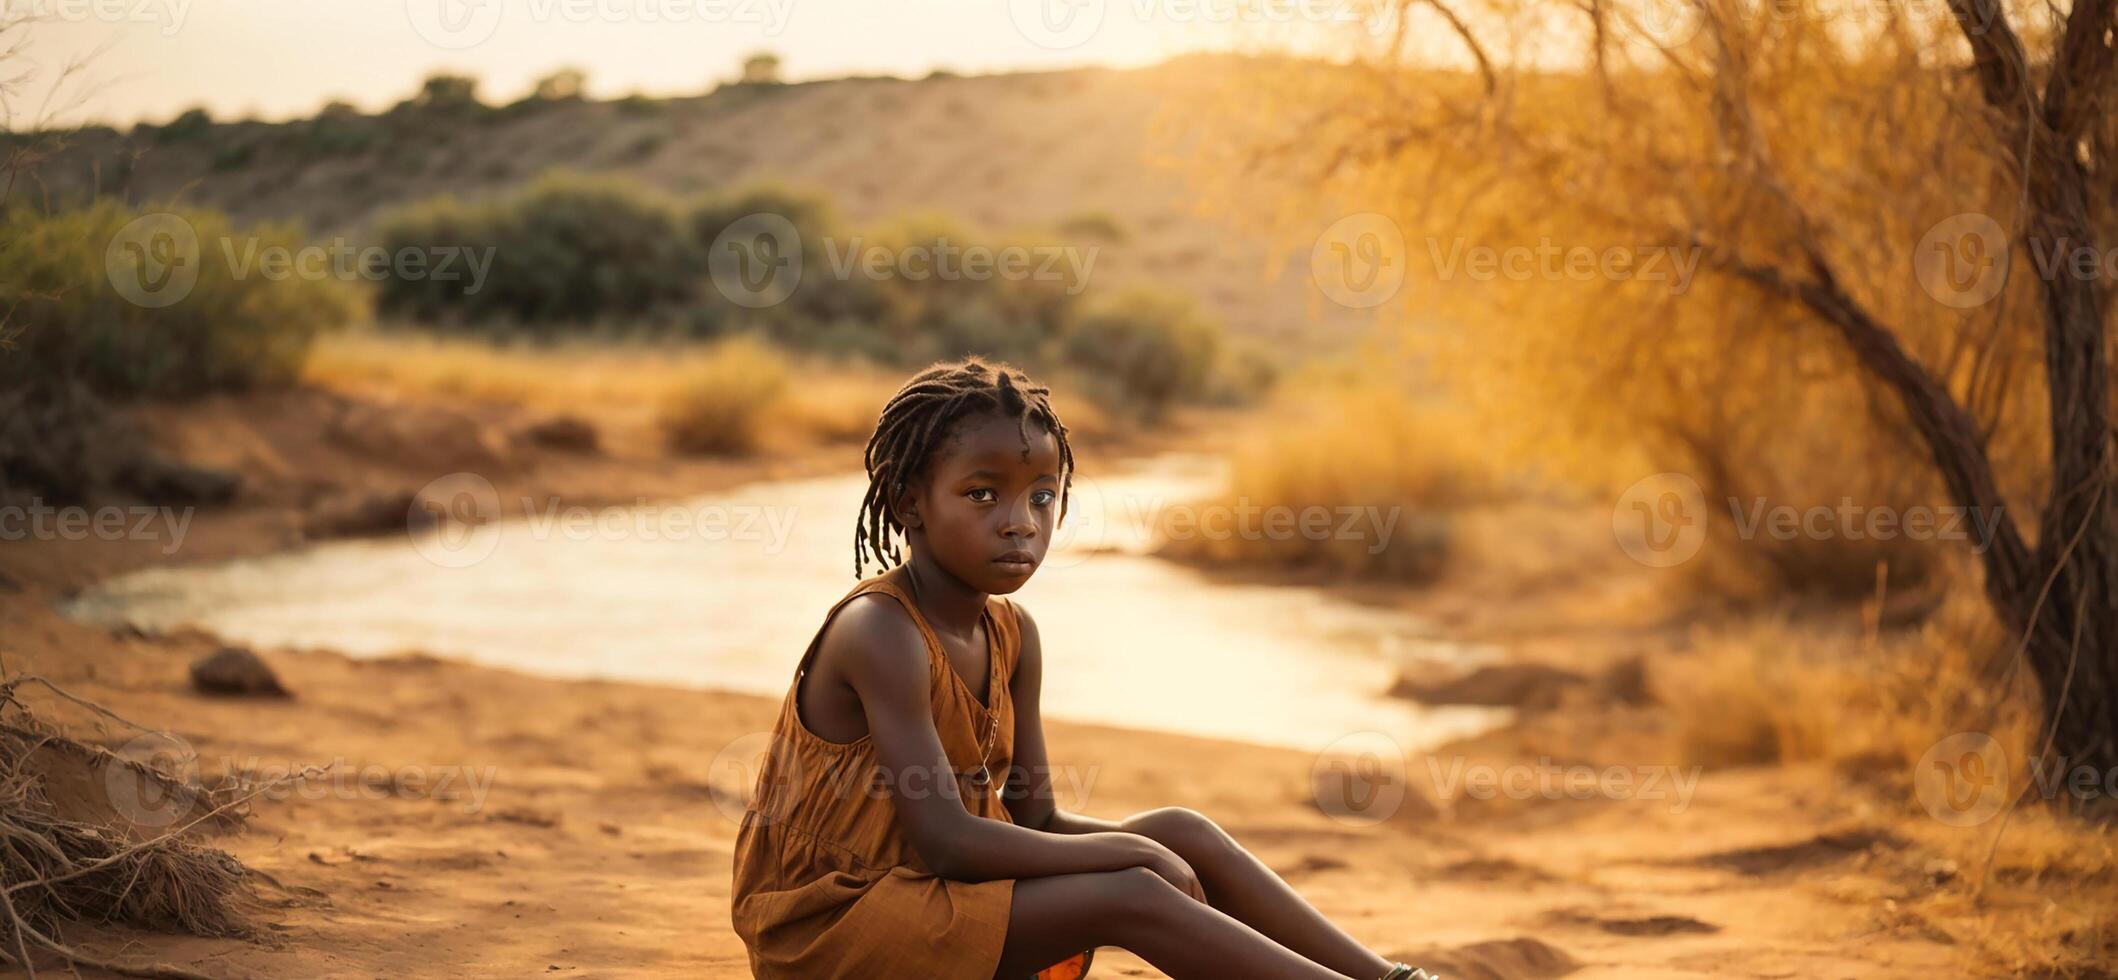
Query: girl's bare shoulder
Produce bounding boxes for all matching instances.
[812,591,929,684]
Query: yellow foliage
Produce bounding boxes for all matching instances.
[1159,362,1498,579]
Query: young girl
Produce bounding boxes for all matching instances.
[730,359,1426,980]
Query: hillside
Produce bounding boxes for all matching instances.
[27,62,1369,345]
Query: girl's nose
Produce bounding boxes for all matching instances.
[1000,500,1038,538]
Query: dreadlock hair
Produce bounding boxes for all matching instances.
[855,358,1075,578]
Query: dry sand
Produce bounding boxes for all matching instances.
[0,391,1976,978]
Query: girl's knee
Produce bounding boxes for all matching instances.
[1123,806,1233,857]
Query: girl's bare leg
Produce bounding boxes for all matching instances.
[1119,807,1396,979]
[989,866,1361,980]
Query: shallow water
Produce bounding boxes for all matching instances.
[61,454,1504,754]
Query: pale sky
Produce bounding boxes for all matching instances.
[9,0,1353,128]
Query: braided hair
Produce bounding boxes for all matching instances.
[855,358,1074,578]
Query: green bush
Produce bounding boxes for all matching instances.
[855,214,1074,365]
[686,183,891,340]
[366,172,1239,418]
[0,202,361,397]
[375,172,702,327]
[301,103,385,156]
[1059,287,1223,419]
[147,107,214,144]
[1058,210,1128,243]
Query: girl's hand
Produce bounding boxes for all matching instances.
[1127,836,1207,904]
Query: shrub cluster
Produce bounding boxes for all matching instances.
[1,201,360,397]
[375,173,1234,416]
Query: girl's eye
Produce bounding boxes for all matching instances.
[966,488,997,503]
[1031,489,1057,506]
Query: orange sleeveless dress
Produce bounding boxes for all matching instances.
[729,566,1026,978]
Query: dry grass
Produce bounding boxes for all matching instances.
[1157,374,1502,580]
[304,329,895,453]
[0,676,265,979]
[656,336,792,456]
[1658,581,2118,975]
[1659,582,2032,773]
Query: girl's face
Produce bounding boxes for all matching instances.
[900,410,1065,595]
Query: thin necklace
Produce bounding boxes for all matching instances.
[971,709,1000,790]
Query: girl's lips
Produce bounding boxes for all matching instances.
[992,554,1037,571]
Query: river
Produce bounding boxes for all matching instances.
[60,454,1505,755]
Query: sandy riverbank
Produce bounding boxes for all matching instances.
[0,388,1978,978]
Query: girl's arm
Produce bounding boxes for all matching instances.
[1003,604,1125,837]
[829,594,1182,885]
